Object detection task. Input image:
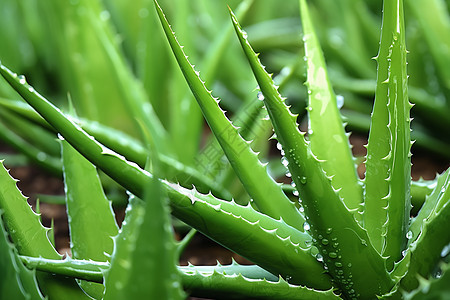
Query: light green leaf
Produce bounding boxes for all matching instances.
[0,161,89,299]
[62,139,118,298]
[230,2,393,298]
[103,192,183,299]
[301,0,362,212]
[0,58,330,291]
[0,211,44,300]
[400,169,450,291]
[154,0,305,232]
[364,0,412,267]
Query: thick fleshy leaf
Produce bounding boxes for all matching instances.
[154,0,305,232]
[301,0,362,212]
[80,120,232,199]
[364,0,412,267]
[1,45,329,291]
[408,169,450,246]
[230,3,393,298]
[402,262,450,299]
[104,189,183,298]
[0,211,44,300]
[62,139,118,297]
[400,169,450,291]
[0,120,61,174]
[0,161,89,299]
[180,269,339,300]
[21,256,338,300]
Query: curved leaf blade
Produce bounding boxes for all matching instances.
[153,0,305,232]
[364,0,411,267]
[301,0,362,212]
[0,60,330,291]
[230,4,394,298]
[0,211,44,300]
[62,139,119,297]
[0,161,89,299]
[104,191,183,299]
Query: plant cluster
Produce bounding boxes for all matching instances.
[0,0,449,299]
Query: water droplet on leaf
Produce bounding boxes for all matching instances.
[300,176,307,184]
[441,244,450,257]
[406,230,413,239]
[257,91,265,101]
[18,75,26,84]
[303,222,310,231]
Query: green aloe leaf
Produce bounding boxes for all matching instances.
[230,2,393,298]
[364,0,412,267]
[20,256,338,300]
[0,73,329,290]
[0,109,59,157]
[402,262,450,299]
[61,139,119,298]
[0,97,231,199]
[80,120,232,199]
[103,192,184,299]
[408,169,450,246]
[400,169,450,291]
[0,62,149,196]
[410,178,436,214]
[0,98,52,130]
[20,255,108,284]
[301,0,362,212]
[154,0,305,232]
[166,183,330,289]
[0,120,61,175]
[0,41,327,292]
[0,161,89,299]
[0,211,44,300]
[180,270,339,300]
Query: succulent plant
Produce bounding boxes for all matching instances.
[0,0,448,299]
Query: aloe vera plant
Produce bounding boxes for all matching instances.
[0,0,449,299]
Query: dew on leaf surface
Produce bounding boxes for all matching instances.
[257,91,264,101]
[406,230,413,239]
[18,75,26,84]
[300,176,307,184]
[303,222,310,231]
[441,244,450,257]
[276,142,283,150]
[316,253,323,262]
